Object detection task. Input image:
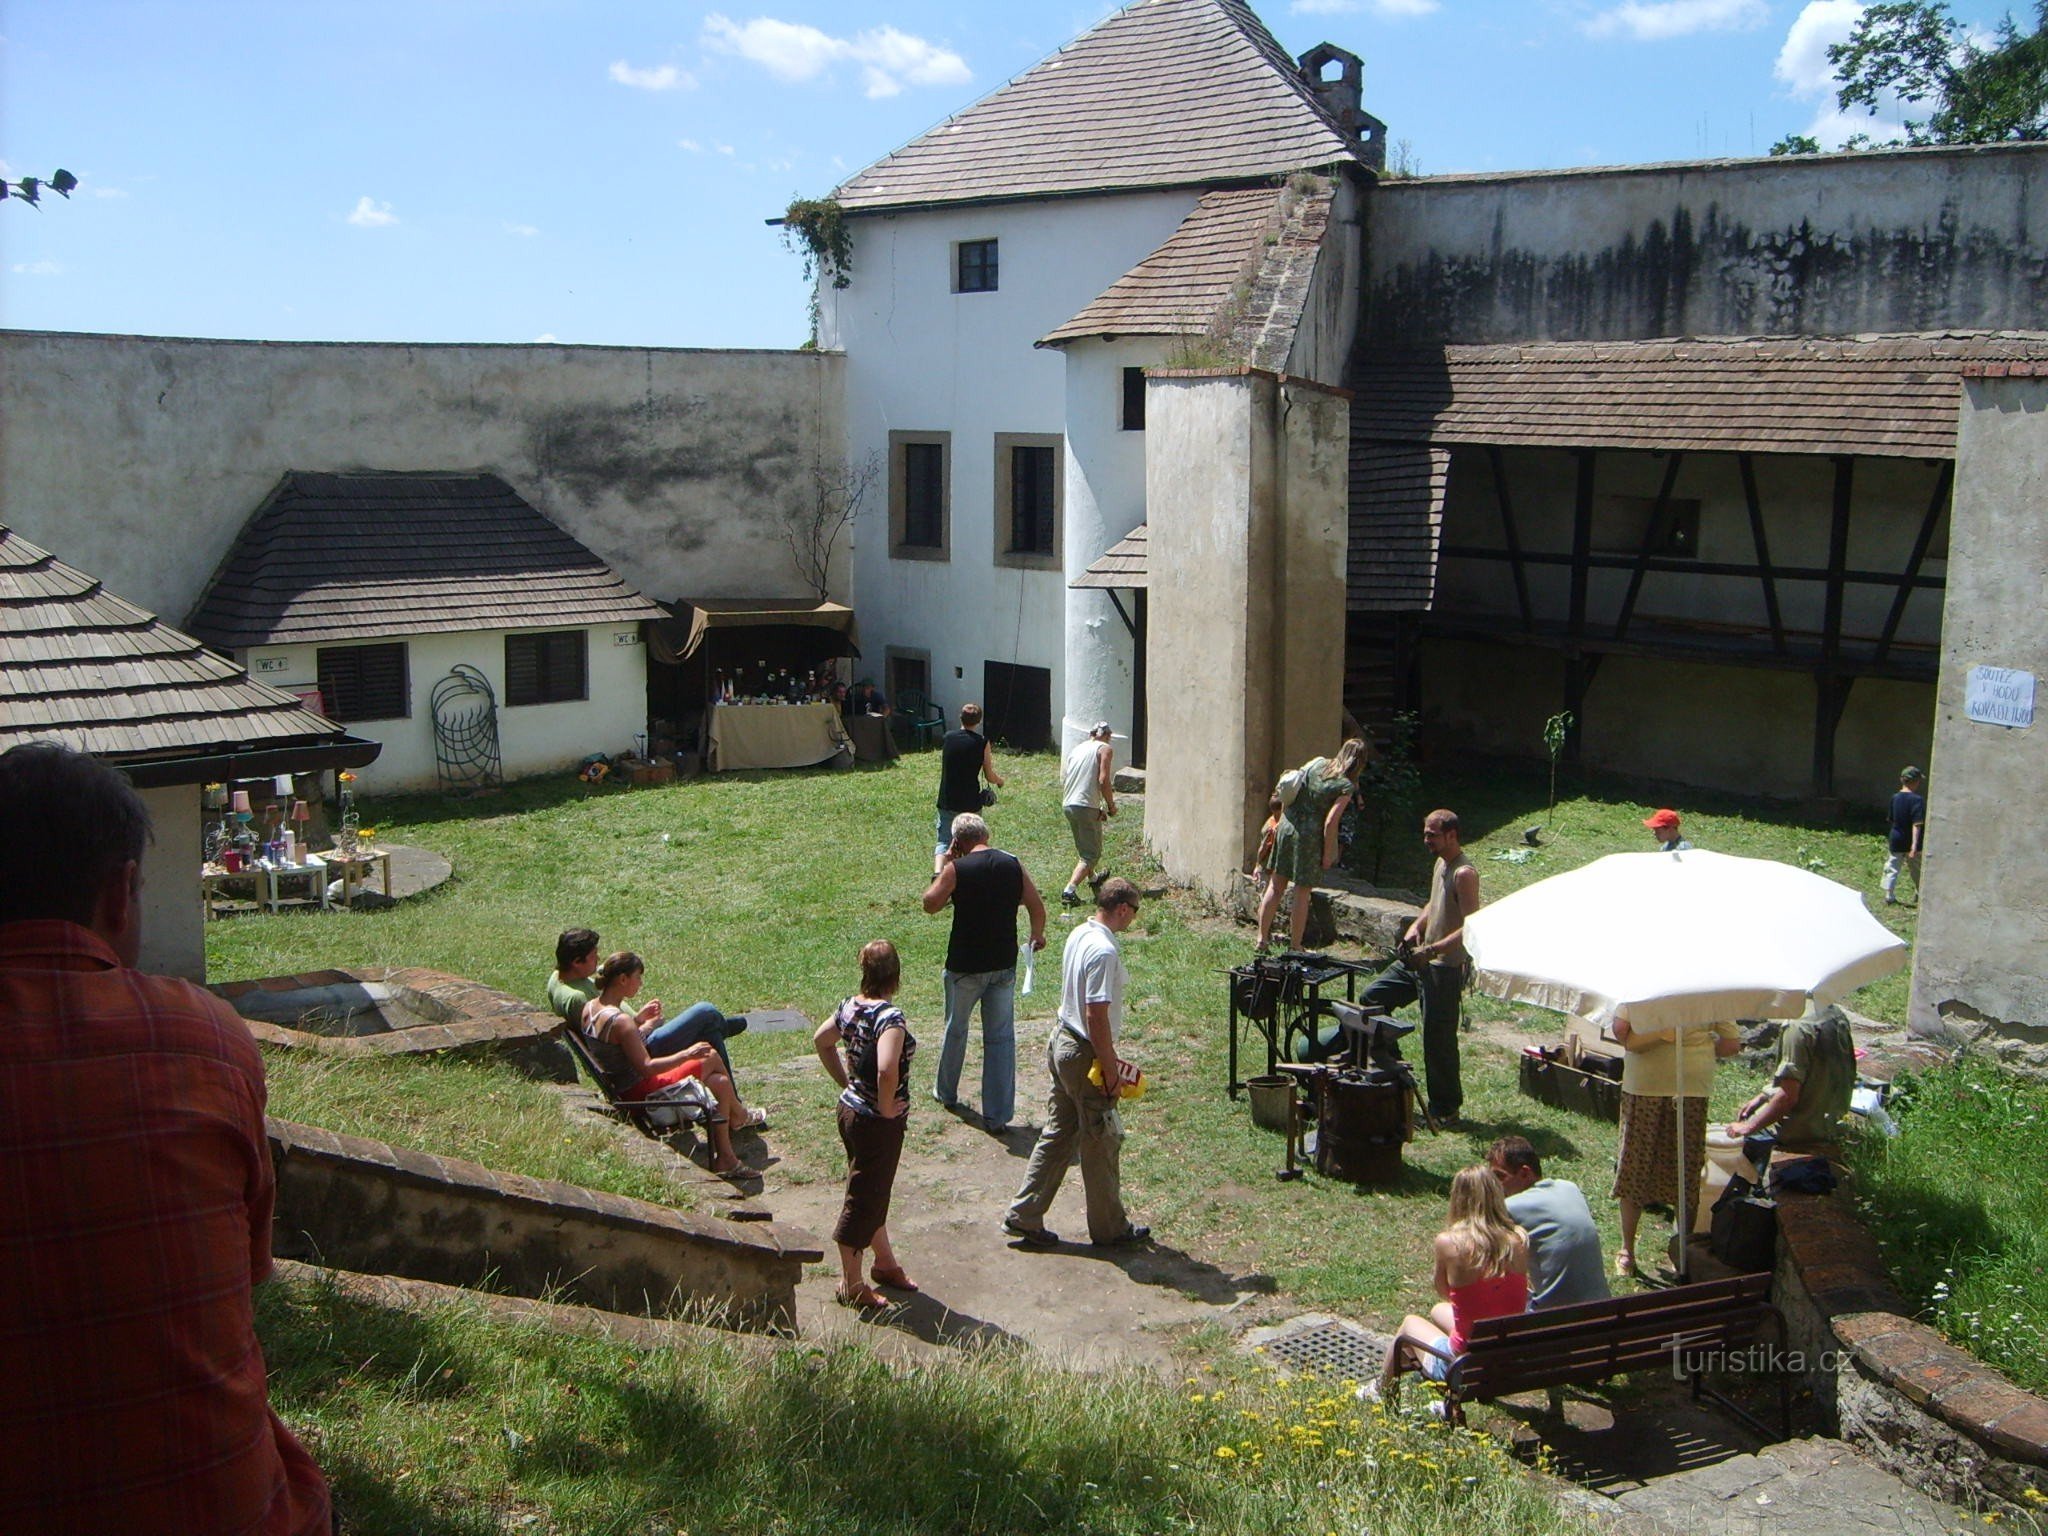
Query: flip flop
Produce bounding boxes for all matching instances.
[1615,1250,1636,1278]
[739,1106,769,1131]
[871,1264,919,1293]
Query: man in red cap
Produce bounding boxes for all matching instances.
[1644,809,1692,851]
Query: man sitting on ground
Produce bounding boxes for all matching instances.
[1487,1136,1609,1311]
[547,927,746,1070]
[0,743,330,1535]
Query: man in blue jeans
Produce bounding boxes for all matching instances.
[922,813,1046,1134]
[544,927,744,1069]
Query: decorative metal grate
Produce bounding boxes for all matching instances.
[430,664,503,793]
[1256,1317,1388,1381]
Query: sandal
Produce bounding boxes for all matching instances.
[739,1106,769,1132]
[834,1282,888,1309]
[871,1264,919,1293]
[1615,1250,1636,1278]
[711,1155,745,1176]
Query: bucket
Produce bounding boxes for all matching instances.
[1246,1075,1295,1134]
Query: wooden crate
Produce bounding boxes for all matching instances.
[626,761,674,788]
[1518,1044,1624,1122]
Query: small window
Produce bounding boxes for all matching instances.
[1121,366,1147,431]
[956,239,998,294]
[505,630,588,706]
[316,642,409,723]
[886,649,930,705]
[1593,494,1701,559]
[993,433,1062,570]
[889,431,950,559]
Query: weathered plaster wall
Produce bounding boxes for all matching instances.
[242,622,647,793]
[1283,175,1367,388]
[1911,375,2048,1071]
[139,785,203,981]
[1366,143,2048,344]
[1147,373,1348,894]
[0,332,844,624]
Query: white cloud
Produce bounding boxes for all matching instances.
[1584,0,1767,42]
[11,259,62,275]
[88,185,128,198]
[1775,0,1863,93]
[1290,0,1438,15]
[702,13,970,98]
[533,332,558,343]
[609,59,694,91]
[346,195,398,228]
[679,137,704,153]
[504,221,539,237]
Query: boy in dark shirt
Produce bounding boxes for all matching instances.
[1882,767,1926,906]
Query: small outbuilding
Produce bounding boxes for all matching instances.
[186,471,667,792]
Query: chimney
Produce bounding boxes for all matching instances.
[1297,43,1385,172]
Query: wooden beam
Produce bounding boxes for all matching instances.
[1614,452,1684,643]
[1438,544,1942,589]
[1811,674,1854,800]
[1568,449,1596,641]
[1823,456,1854,669]
[1738,454,1788,656]
[1486,445,1535,631]
[1875,461,1953,665]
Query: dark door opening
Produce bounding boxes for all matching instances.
[982,661,1051,752]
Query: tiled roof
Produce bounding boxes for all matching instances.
[832,0,1361,213]
[1348,443,1448,613]
[1042,188,1283,347]
[1348,334,2048,459]
[186,472,667,649]
[1072,523,1149,589]
[0,524,369,766]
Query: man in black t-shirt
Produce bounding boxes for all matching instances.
[922,812,1046,1134]
[934,702,1005,872]
[1882,766,1926,906]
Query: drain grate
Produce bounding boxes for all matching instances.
[1257,1317,1387,1380]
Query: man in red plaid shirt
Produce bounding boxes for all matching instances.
[0,744,330,1535]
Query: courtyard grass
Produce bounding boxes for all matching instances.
[261,1265,1595,1536]
[1847,1056,2048,1396]
[211,748,1893,1323]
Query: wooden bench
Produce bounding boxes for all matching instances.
[559,1023,720,1141]
[1416,1272,1790,1438]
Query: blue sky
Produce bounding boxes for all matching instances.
[0,0,2020,349]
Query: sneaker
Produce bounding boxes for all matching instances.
[932,1090,961,1109]
[1087,872,1107,891]
[1091,1224,1151,1248]
[1061,887,1081,907]
[1002,1217,1059,1248]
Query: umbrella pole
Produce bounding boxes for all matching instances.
[1674,1088,1689,1283]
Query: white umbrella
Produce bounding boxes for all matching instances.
[1464,849,1906,1276]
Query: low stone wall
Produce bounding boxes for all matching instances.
[1774,1190,2048,1514]
[1226,870,1420,953]
[268,1118,822,1331]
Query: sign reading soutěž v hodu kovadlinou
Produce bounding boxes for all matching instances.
[1965,666,2036,729]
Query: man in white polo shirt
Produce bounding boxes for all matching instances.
[1003,877,1150,1249]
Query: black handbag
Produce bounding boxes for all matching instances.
[1709,1172,1778,1273]
[979,786,998,807]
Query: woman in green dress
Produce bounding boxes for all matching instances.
[1255,737,1368,953]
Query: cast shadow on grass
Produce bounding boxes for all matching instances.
[857,1290,1024,1350]
[1063,1236,1276,1307]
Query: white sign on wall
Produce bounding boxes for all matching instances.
[1965,665,2035,729]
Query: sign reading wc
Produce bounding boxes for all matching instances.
[1966,666,2036,729]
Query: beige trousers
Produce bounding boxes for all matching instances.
[1007,1027,1130,1243]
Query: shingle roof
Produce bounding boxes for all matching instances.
[1072,523,1149,589]
[832,0,1361,213]
[186,472,667,649]
[1348,443,1448,613]
[1348,334,2048,459]
[1042,188,1283,347]
[0,524,371,767]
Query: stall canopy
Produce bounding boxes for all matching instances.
[649,598,861,666]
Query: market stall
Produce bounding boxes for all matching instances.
[647,598,879,772]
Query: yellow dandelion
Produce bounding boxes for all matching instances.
[1214,1445,1237,1459]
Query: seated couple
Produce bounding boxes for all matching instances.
[1368,1139,1607,1406]
[547,928,765,1174]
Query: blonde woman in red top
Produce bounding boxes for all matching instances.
[582,951,748,1175]
[1365,1165,1531,1406]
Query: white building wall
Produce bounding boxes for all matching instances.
[820,192,1200,734]
[139,786,204,981]
[244,623,646,793]
[1060,336,1167,752]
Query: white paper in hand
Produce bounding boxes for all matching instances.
[1019,943,1036,995]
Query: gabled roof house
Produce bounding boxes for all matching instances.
[187,472,667,792]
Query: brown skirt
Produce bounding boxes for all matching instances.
[1611,1091,1709,1209]
[833,1101,907,1249]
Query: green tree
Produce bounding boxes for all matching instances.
[3,169,78,207]
[1827,1,2047,145]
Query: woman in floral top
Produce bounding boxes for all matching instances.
[813,940,917,1308]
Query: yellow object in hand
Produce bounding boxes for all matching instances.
[1087,1059,1147,1099]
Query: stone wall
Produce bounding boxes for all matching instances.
[1366,143,2048,345]
[0,332,845,625]
[1911,372,2048,1071]
[267,1118,821,1330]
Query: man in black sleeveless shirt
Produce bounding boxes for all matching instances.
[922,812,1046,1133]
[935,702,1005,871]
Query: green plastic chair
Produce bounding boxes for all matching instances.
[894,687,945,750]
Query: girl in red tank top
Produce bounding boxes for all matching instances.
[1368,1166,1530,1405]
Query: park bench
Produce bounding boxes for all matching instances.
[559,1022,721,1141]
[1417,1272,1790,1438]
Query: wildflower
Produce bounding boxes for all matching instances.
[1213,1446,1237,1459]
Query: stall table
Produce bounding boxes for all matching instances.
[308,846,394,907]
[202,861,331,917]
[706,701,851,772]
[844,711,900,764]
